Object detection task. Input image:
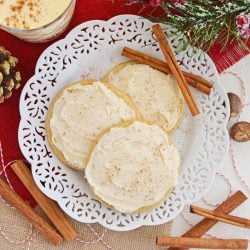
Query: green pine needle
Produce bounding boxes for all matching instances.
[155,0,250,52]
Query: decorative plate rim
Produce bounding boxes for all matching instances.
[18,14,230,231]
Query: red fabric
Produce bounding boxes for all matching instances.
[0,0,249,207]
[209,40,250,73]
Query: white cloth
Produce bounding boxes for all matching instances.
[171,55,250,249]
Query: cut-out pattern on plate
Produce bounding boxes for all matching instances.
[18,15,230,231]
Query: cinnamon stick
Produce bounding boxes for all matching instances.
[168,191,247,250]
[190,205,250,229]
[156,236,248,249]
[0,178,63,245]
[152,24,199,116]
[182,191,247,237]
[11,160,77,241]
[122,47,212,95]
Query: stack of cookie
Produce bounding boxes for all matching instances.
[46,62,183,213]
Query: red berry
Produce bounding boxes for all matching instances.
[237,15,248,26]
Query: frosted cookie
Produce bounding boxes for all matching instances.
[85,121,180,213]
[46,80,140,170]
[103,62,184,133]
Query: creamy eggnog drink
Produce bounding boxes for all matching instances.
[0,0,76,42]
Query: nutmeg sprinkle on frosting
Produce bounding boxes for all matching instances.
[85,121,180,213]
[105,63,184,133]
[47,81,138,170]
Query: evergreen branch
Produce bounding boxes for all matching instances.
[127,0,250,52]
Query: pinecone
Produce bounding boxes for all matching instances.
[0,46,21,103]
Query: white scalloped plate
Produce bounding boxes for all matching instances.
[18,15,230,231]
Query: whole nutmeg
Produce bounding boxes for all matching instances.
[230,122,250,142]
[227,93,242,118]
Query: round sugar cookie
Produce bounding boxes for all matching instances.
[85,121,180,213]
[103,62,184,133]
[46,80,141,170]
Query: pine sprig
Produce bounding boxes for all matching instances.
[124,0,250,52]
[160,0,250,52]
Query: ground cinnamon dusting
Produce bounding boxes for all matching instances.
[4,0,41,29]
[27,2,34,11]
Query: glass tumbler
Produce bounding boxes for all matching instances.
[0,0,76,43]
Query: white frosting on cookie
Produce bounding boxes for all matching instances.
[107,63,184,132]
[85,121,180,213]
[49,81,136,169]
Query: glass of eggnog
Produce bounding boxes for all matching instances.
[0,0,76,43]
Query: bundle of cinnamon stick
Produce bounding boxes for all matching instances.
[122,47,213,96]
[0,160,78,245]
[156,191,249,249]
[122,24,215,116]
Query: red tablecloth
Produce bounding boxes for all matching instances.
[0,0,249,206]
